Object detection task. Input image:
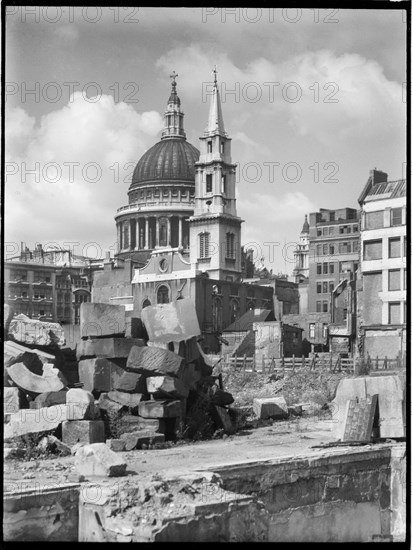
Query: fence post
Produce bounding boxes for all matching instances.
[302,355,305,369]
[375,356,379,371]
[292,354,295,372]
[262,355,265,374]
[243,354,247,371]
[384,356,388,369]
[252,355,256,372]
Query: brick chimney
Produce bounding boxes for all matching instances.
[370,168,388,186]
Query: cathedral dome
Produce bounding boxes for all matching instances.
[130,138,199,189]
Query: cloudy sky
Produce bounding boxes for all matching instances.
[5,7,406,274]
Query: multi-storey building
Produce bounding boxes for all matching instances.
[307,207,361,315]
[357,170,407,359]
[5,244,102,324]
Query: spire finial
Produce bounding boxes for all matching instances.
[213,65,217,85]
[170,70,178,84]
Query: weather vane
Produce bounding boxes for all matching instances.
[170,71,178,85]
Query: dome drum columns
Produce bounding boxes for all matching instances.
[117,215,188,253]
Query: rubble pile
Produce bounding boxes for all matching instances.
[4,299,237,457]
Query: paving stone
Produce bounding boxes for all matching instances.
[62,420,105,447]
[106,438,126,452]
[33,390,68,409]
[74,442,127,477]
[146,376,189,399]
[138,399,182,419]
[78,358,127,392]
[141,298,200,343]
[253,397,289,420]
[76,338,146,361]
[66,388,99,420]
[80,303,126,338]
[8,314,65,347]
[127,346,186,378]
[7,362,65,394]
[4,387,21,415]
[114,371,147,393]
[119,431,165,451]
[5,404,68,438]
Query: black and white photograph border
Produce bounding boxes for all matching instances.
[3,1,410,544]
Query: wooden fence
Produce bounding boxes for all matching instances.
[221,353,406,374]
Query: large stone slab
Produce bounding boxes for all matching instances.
[127,346,186,378]
[4,404,68,438]
[4,387,21,415]
[119,431,165,451]
[62,420,105,446]
[4,340,56,365]
[141,298,201,343]
[32,390,68,409]
[76,337,145,361]
[138,399,182,419]
[66,388,99,421]
[252,397,289,420]
[107,391,143,411]
[7,362,65,394]
[146,376,189,399]
[74,443,127,477]
[119,415,163,432]
[114,371,147,393]
[8,314,65,347]
[78,358,127,393]
[80,303,126,338]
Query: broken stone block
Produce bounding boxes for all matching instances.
[8,314,65,347]
[37,434,71,456]
[119,415,161,432]
[98,393,125,416]
[106,438,126,452]
[107,391,143,411]
[141,298,201,343]
[211,389,234,407]
[4,387,21,415]
[33,390,68,409]
[7,362,65,394]
[252,397,289,420]
[127,346,186,378]
[288,405,303,417]
[211,405,235,434]
[4,340,56,368]
[126,317,148,340]
[76,337,145,361]
[74,443,127,477]
[138,399,182,419]
[114,371,147,393]
[66,388,99,420]
[146,376,189,399]
[80,303,126,338]
[62,420,105,447]
[78,358,126,393]
[119,431,165,451]
[4,404,68,439]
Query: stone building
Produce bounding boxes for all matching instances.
[292,215,310,313]
[357,170,407,359]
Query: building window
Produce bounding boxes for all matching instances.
[207,141,212,153]
[329,282,334,292]
[404,269,407,290]
[329,244,335,255]
[353,241,359,253]
[404,237,407,257]
[316,245,322,256]
[206,174,213,193]
[157,286,169,304]
[322,323,328,339]
[323,227,328,236]
[142,299,151,309]
[323,301,328,313]
[230,299,239,324]
[220,141,224,154]
[323,244,328,255]
[323,282,328,293]
[329,227,334,235]
[329,263,334,274]
[353,225,358,233]
[317,264,322,275]
[309,323,315,339]
[221,175,226,194]
[317,283,322,294]
[365,211,384,230]
[329,212,335,221]
[388,270,401,291]
[226,232,235,259]
[212,297,223,332]
[390,208,402,226]
[388,302,401,325]
[316,301,322,312]
[317,229,322,237]
[199,232,210,258]
[389,237,401,258]
[364,240,382,261]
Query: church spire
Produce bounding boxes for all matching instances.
[161,71,186,140]
[206,66,226,136]
[301,214,309,234]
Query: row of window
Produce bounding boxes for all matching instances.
[205,173,227,194]
[364,207,403,230]
[316,224,358,237]
[316,301,330,313]
[364,269,407,292]
[309,323,328,339]
[316,281,335,294]
[207,140,225,154]
[315,241,359,256]
[316,262,359,275]
[129,188,195,203]
[199,232,236,260]
[363,237,406,261]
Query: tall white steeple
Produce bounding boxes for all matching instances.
[189,68,243,282]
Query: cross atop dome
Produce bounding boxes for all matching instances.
[170,70,178,85]
[212,65,217,85]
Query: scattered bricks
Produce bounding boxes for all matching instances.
[8,314,65,347]
[76,337,145,361]
[78,358,127,393]
[141,298,201,343]
[146,376,189,399]
[127,346,186,378]
[4,387,21,415]
[7,362,65,394]
[74,442,127,477]
[4,404,68,439]
[62,420,105,447]
[106,439,126,452]
[66,388,99,421]
[80,303,126,339]
[33,390,68,409]
[253,397,289,420]
[288,405,303,417]
[138,399,182,419]
[115,371,147,394]
[211,405,235,434]
[180,362,202,389]
[119,431,165,451]
[107,391,143,412]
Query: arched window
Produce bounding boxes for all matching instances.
[212,297,223,333]
[199,232,210,259]
[230,299,239,325]
[247,300,255,311]
[142,299,151,309]
[159,217,168,247]
[157,285,169,304]
[226,232,235,259]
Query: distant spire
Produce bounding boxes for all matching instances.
[168,70,180,106]
[301,214,309,234]
[162,70,186,140]
[206,66,226,135]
